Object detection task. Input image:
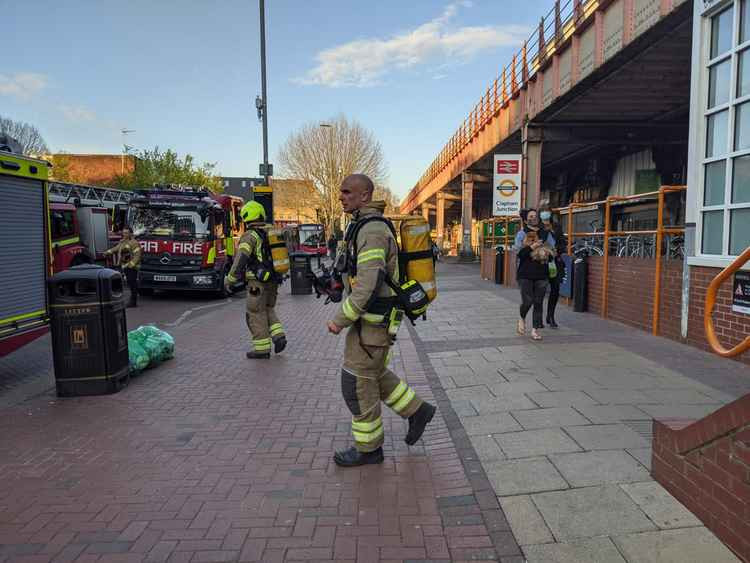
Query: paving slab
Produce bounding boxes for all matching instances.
[469,434,506,461]
[626,447,653,470]
[495,428,582,459]
[499,495,554,546]
[523,537,627,563]
[640,388,721,405]
[446,385,491,402]
[619,481,702,529]
[487,379,548,396]
[511,407,592,429]
[532,485,657,540]
[584,389,653,404]
[613,528,740,563]
[549,450,651,487]
[536,374,602,391]
[470,393,539,414]
[635,403,721,419]
[527,391,599,408]
[588,373,664,389]
[461,412,524,435]
[574,404,651,424]
[564,424,650,450]
[484,458,569,496]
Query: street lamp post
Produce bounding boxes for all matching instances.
[259,0,270,186]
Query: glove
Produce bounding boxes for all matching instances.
[224,276,233,294]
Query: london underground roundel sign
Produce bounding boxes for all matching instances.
[493,155,522,217]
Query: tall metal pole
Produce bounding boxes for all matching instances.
[259,0,269,186]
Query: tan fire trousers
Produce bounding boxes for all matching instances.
[245,281,285,353]
[341,323,422,452]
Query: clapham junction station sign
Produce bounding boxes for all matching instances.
[493,155,521,217]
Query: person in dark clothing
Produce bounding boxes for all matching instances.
[540,209,567,328]
[327,234,337,259]
[513,209,556,340]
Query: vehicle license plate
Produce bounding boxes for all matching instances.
[153,275,177,282]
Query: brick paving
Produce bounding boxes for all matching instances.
[0,285,521,562]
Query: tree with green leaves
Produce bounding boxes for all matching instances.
[114,146,223,192]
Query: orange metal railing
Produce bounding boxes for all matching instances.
[404,0,591,209]
[704,246,750,358]
[554,185,687,335]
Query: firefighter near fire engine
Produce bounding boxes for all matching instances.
[224,201,288,359]
[104,227,142,308]
[327,174,437,467]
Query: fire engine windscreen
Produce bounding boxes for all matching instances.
[299,225,325,247]
[129,208,210,240]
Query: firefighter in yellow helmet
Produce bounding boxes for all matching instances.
[327,174,436,467]
[224,201,286,359]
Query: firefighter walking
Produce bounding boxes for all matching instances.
[225,201,287,359]
[105,227,142,308]
[327,174,436,467]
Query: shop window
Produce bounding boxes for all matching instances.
[698,0,750,256]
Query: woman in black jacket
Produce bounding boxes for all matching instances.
[513,209,556,340]
[540,209,567,328]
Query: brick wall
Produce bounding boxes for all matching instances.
[586,256,683,338]
[58,154,136,186]
[652,394,750,561]
[687,266,750,364]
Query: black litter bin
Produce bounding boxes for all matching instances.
[290,252,313,295]
[494,247,504,284]
[47,265,129,397]
[572,256,588,312]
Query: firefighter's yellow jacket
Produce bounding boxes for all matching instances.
[332,201,397,333]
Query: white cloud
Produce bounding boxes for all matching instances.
[0,73,48,100]
[296,2,527,88]
[60,105,97,122]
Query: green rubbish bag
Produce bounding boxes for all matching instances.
[127,325,175,372]
[127,336,149,375]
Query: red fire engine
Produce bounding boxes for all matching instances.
[127,188,245,296]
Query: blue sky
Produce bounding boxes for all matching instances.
[4,0,550,199]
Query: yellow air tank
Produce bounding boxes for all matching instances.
[399,216,437,302]
[267,229,290,275]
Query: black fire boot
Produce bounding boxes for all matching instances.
[405,402,437,445]
[273,335,287,354]
[246,351,271,359]
[333,446,384,467]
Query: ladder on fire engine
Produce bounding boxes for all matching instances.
[47,181,133,209]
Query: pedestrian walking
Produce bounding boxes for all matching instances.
[328,233,337,259]
[540,208,567,328]
[513,209,556,340]
[225,201,287,359]
[104,227,142,308]
[327,174,436,467]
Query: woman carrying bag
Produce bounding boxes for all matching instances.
[513,209,556,341]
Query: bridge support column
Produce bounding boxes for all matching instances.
[422,205,430,223]
[460,172,475,260]
[436,192,446,249]
[522,124,543,208]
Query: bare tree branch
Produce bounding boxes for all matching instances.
[0,115,49,156]
[277,115,387,234]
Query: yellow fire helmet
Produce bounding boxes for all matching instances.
[240,200,266,223]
